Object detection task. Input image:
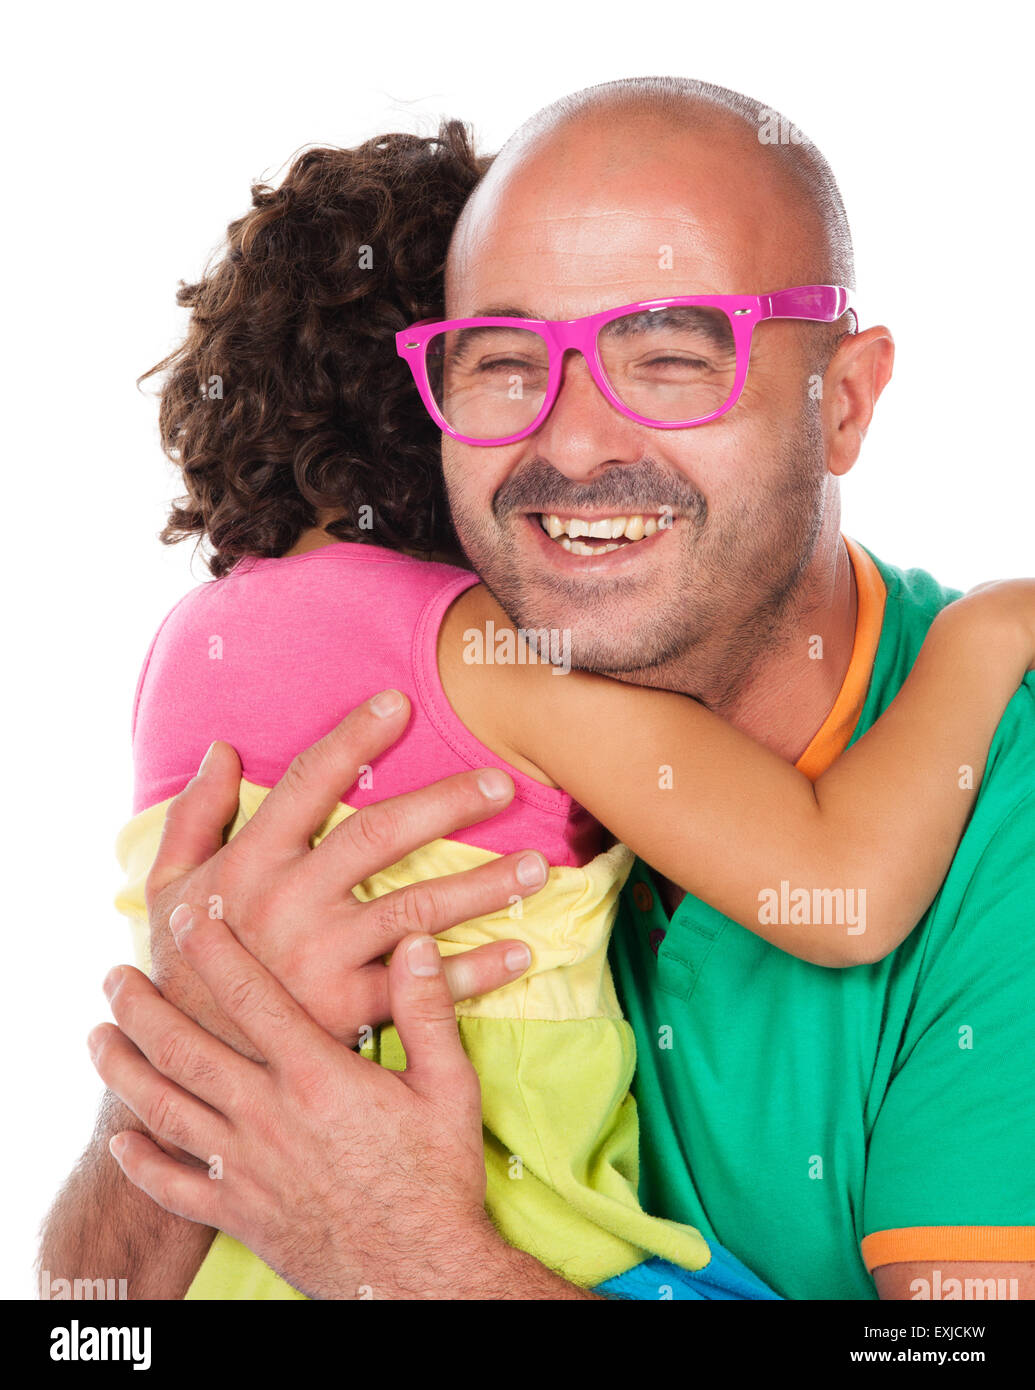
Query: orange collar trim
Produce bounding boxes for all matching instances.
[795,537,887,782]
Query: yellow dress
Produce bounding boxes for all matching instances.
[114,779,713,1298]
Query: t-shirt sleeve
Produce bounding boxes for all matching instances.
[860,790,1035,1270]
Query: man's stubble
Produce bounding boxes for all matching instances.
[444,404,829,711]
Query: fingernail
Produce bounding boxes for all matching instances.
[477,769,511,801]
[102,967,124,1001]
[109,1135,127,1160]
[516,852,548,888]
[406,936,441,977]
[505,944,532,973]
[87,1025,106,1059]
[169,903,194,944]
[198,741,218,774]
[370,689,404,718]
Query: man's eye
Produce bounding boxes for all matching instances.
[474,357,546,374]
[639,354,713,371]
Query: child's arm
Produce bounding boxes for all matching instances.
[442,580,1034,968]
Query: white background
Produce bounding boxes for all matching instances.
[3,0,1032,1299]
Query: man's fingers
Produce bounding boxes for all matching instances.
[342,848,547,968]
[102,964,255,1113]
[389,935,480,1102]
[88,1022,230,1164]
[145,741,242,909]
[442,938,532,1004]
[107,1130,222,1229]
[351,936,534,1036]
[313,767,516,890]
[242,691,412,856]
[170,909,330,1073]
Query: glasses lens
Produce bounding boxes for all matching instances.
[427,325,549,441]
[597,306,738,423]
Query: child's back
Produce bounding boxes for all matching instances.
[131,541,597,866]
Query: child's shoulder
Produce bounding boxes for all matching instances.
[187,541,472,612]
[150,543,478,669]
[129,543,477,812]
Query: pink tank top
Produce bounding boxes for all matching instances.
[131,542,599,867]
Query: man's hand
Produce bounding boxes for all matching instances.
[147,688,547,1057]
[40,690,548,1300]
[90,907,596,1300]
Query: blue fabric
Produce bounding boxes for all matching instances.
[595,1243,784,1301]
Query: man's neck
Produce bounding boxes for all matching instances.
[631,532,858,762]
[716,535,858,764]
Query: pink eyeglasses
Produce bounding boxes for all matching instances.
[396,286,856,446]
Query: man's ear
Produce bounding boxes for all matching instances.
[823,325,895,479]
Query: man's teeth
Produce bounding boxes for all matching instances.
[539,513,662,551]
[559,538,623,555]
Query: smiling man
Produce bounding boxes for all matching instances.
[44,76,1035,1302]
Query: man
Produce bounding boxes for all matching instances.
[41,76,1035,1300]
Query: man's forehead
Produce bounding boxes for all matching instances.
[447,199,782,319]
[446,117,808,315]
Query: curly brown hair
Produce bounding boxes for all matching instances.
[141,121,489,578]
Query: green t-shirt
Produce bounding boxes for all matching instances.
[609,548,1035,1300]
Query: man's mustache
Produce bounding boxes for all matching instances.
[492,457,708,520]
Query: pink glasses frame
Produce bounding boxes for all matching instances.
[396,285,856,446]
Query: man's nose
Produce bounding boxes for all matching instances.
[530,350,645,482]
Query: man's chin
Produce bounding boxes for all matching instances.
[464,545,693,673]
[509,600,686,676]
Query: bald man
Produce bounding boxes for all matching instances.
[44,77,1035,1302]
[431,77,1035,1300]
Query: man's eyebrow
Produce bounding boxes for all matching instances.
[467,306,539,320]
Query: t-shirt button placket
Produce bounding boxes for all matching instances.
[630,879,666,956]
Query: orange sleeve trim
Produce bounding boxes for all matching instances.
[795,536,887,782]
[862,1226,1035,1271]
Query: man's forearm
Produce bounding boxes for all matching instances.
[37,942,262,1301]
[38,1091,216,1301]
[472,1242,603,1300]
[310,1217,602,1301]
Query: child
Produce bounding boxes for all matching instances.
[114,130,1034,1300]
